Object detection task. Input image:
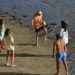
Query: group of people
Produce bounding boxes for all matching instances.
[32,11,69,75]
[0,10,69,74]
[0,19,16,67]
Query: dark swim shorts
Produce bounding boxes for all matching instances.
[35,25,47,32]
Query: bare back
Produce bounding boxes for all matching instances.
[55,38,66,52]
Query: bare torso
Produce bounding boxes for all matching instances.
[32,15,42,29]
[55,39,66,52]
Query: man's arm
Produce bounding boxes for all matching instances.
[40,15,43,25]
[53,42,56,58]
[32,17,35,31]
[32,18,33,27]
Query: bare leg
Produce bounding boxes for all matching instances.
[0,40,2,52]
[36,32,39,46]
[44,28,48,40]
[11,50,16,67]
[1,40,4,49]
[6,51,10,66]
[55,60,60,75]
[62,60,69,75]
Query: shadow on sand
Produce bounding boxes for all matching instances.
[16,43,36,46]
[0,53,52,58]
[0,72,54,75]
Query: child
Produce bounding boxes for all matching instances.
[4,28,16,67]
[0,19,5,52]
[53,34,69,75]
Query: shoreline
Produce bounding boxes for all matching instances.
[67,40,75,75]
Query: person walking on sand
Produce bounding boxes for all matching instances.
[4,28,16,67]
[0,19,5,52]
[60,21,68,46]
[53,34,69,75]
[32,11,48,46]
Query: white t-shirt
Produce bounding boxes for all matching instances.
[60,28,68,44]
[4,34,15,51]
[0,24,5,40]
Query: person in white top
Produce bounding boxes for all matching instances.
[60,21,68,46]
[4,28,16,67]
[0,19,5,52]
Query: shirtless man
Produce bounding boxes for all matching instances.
[32,11,48,46]
[53,34,69,75]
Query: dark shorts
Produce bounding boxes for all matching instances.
[56,52,67,61]
[35,25,47,32]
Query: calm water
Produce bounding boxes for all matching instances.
[0,0,75,74]
[0,0,75,23]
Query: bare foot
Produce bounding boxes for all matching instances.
[54,73,60,75]
[45,37,47,41]
[36,44,39,47]
[65,72,69,75]
[11,64,16,67]
[6,63,10,66]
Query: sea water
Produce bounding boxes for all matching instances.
[0,0,75,74]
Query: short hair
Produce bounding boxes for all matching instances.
[56,34,61,39]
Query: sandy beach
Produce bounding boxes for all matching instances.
[0,12,69,75]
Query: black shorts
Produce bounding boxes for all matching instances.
[35,25,47,32]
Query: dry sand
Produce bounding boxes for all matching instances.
[0,12,68,75]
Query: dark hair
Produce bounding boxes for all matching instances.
[61,21,67,31]
[0,19,3,25]
[5,28,10,36]
[56,34,61,40]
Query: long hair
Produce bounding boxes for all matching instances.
[61,21,67,31]
[0,19,3,25]
[0,19,3,29]
[5,28,10,37]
